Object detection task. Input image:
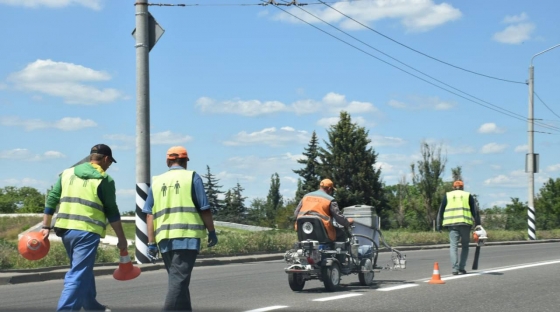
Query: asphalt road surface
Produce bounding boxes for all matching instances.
[1,243,559,312]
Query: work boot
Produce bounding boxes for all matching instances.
[458,269,467,275]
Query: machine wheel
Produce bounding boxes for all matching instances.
[288,273,305,291]
[358,258,374,286]
[322,263,341,292]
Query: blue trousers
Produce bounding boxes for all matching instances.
[161,249,198,312]
[448,225,471,273]
[57,230,105,311]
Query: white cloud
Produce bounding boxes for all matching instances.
[0,0,103,10]
[0,116,97,131]
[195,97,288,116]
[369,135,406,147]
[503,12,528,24]
[493,23,535,44]
[7,59,125,104]
[480,143,507,154]
[151,131,193,145]
[387,96,454,110]
[547,164,560,172]
[0,177,51,189]
[514,145,528,153]
[0,148,66,161]
[271,0,461,32]
[196,92,378,117]
[483,170,547,189]
[223,127,309,147]
[478,122,505,134]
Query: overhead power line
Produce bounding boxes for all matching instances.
[317,0,527,85]
[268,0,560,133]
[534,91,560,120]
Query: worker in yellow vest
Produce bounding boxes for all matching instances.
[40,144,127,312]
[436,180,481,275]
[142,146,217,312]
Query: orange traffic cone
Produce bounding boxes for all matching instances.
[18,232,50,261]
[428,262,445,284]
[113,249,141,281]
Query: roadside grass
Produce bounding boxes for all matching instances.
[1,216,559,270]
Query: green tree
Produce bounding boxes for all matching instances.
[0,186,18,213]
[202,165,224,216]
[265,173,283,221]
[0,186,44,213]
[411,142,447,230]
[293,131,320,202]
[384,177,415,229]
[504,198,527,230]
[535,178,560,230]
[222,183,247,223]
[318,111,385,212]
[246,198,267,226]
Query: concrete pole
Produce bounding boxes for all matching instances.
[527,43,560,241]
[134,0,151,264]
[527,65,536,240]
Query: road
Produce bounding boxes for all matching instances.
[1,243,559,312]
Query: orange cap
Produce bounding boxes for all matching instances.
[167,146,189,161]
[320,179,336,190]
[453,180,464,187]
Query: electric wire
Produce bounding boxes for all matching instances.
[318,0,526,85]
[535,91,560,120]
[143,0,364,7]
[270,1,560,132]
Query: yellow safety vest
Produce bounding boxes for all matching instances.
[442,190,473,226]
[54,168,107,237]
[152,170,206,243]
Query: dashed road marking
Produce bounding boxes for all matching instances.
[377,284,419,291]
[244,305,289,312]
[422,259,560,283]
[313,293,363,301]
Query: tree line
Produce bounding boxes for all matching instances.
[2,111,559,231]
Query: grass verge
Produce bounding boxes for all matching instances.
[1,216,559,270]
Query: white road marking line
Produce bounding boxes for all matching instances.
[422,259,560,282]
[244,306,289,312]
[377,284,419,291]
[313,293,363,301]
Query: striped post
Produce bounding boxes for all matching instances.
[135,183,150,264]
[528,205,536,240]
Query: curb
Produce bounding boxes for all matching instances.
[2,240,559,285]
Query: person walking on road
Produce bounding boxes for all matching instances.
[293,179,353,242]
[436,180,481,275]
[40,144,128,312]
[143,146,218,312]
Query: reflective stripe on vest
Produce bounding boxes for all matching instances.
[54,168,107,237]
[152,170,206,242]
[296,190,336,241]
[442,190,473,226]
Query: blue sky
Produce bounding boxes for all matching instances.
[1,0,559,212]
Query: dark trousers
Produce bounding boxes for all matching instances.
[161,249,198,312]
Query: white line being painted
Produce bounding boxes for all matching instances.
[313,293,363,302]
[422,259,560,282]
[244,305,289,312]
[377,284,419,291]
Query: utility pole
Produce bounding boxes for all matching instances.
[527,43,560,241]
[527,64,536,241]
[134,0,151,264]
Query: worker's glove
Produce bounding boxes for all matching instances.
[207,230,218,248]
[147,243,159,263]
